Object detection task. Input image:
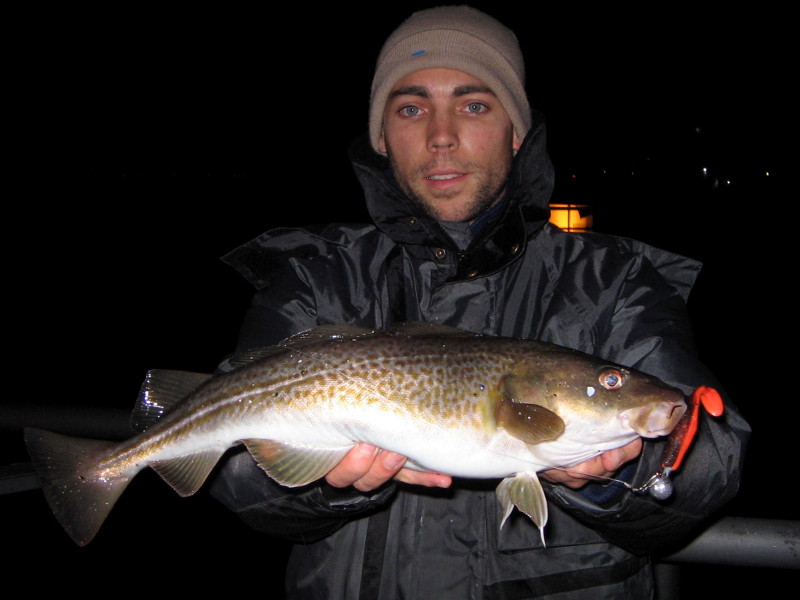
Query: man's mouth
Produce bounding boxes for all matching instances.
[427,173,463,181]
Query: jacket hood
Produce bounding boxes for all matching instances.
[347,109,555,279]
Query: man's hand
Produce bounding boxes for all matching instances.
[325,443,452,491]
[539,438,643,489]
[325,438,641,493]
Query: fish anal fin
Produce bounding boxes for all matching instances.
[496,472,548,546]
[496,382,565,444]
[244,439,351,487]
[151,449,225,497]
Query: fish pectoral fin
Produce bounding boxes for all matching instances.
[151,449,226,497]
[496,472,548,546]
[244,440,351,487]
[496,389,565,445]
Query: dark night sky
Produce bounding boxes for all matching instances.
[4,3,793,595]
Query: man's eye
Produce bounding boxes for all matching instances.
[465,102,487,113]
[400,106,421,117]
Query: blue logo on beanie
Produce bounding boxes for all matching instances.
[411,49,426,56]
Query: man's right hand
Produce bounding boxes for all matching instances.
[325,442,452,491]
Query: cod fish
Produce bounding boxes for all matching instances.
[25,322,687,546]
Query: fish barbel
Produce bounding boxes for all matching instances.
[24,322,687,546]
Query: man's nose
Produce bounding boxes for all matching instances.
[427,113,459,153]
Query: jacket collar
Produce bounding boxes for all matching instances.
[348,110,555,279]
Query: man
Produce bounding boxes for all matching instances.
[210,6,749,598]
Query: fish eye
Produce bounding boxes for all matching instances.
[598,368,625,390]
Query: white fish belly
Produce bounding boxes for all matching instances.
[361,425,540,478]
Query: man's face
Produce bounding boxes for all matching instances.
[378,68,521,223]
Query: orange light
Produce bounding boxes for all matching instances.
[549,204,593,232]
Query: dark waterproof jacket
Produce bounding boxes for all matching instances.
[209,112,750,599]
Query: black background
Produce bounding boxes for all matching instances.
[3,3,793,596]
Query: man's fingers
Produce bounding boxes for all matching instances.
[395,468,452,488]
[601,438,643,472]
[540,438,644,489]
[325,443,380,488]
[351,450,407,491]
[324,443,453,491]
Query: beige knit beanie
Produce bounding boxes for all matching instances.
[369,5,531,153]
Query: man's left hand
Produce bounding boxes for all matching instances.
[538,438,643,489]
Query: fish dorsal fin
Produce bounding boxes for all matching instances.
[219,346,290,371]
[290,321,474,341]
[495,377,565,444]
[496,472,548,546]
[389,321,476,337]
[151,449,226,497]
[221,326,385,372]
[225,322,473,372]
[131,369,213,432]
[222,322,473,372]
[281,324,382,347]
[243,439,351,487]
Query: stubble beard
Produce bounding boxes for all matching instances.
[387,151,512,223]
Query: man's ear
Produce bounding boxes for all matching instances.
[377,128,387,154]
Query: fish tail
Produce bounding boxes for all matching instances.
[24,427,134,546]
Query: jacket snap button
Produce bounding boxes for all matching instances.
[434,248,447,259]
[510,243,521,254]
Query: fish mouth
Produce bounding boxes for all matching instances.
[622,400,687,438]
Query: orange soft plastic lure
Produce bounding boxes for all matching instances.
[663,385,725,472]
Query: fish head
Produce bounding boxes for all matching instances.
[614,372,687,437]
[504,348,687,442]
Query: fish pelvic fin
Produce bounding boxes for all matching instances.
[24,427,133,547]
[243,439,351,487]
[151,449,226,497]
[496,472,548,547]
